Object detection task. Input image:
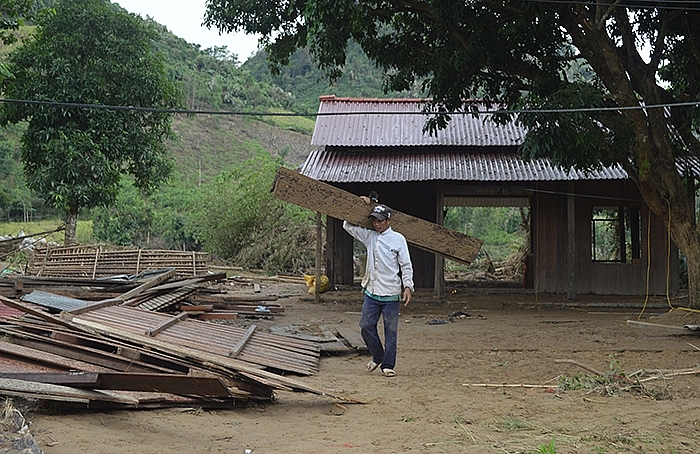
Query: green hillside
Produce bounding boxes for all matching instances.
[243,42,425,113]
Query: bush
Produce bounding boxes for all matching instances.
[192,152,316,273]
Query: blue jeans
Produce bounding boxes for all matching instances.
[360,294,400,370]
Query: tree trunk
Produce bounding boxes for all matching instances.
[64,206,79,245]
[635,155,700,307]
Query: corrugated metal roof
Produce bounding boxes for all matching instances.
[306,96,700,183]
[299,148,628,183]
[311,96,525,147]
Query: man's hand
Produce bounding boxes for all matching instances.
[402,287,412,306]
[360,195,371,205]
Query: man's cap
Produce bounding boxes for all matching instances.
[369,204,391,221]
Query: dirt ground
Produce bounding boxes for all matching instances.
[13,282,700,454]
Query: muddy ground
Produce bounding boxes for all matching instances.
[12,282,700,453]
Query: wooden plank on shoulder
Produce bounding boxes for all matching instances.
[272,167,482,264]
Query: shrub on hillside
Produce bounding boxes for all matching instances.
[192,153,315,273]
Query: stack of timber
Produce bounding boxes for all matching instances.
[0,287,353,409]
[0,274,143,299]
[13,269,283,321]
[27,245,209,279]
[272,167,483,264]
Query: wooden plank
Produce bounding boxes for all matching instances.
[190,293,278,303]
[0,378,139,404]
[146,312,189,337]
[272,167,483,264]
[181,305,213,312]
[0,340,114,372]
[194,312,239,320]
[5,335,166,374]
[118,268,176,301]
[229,325,256,358]
[626,319,696,334]
[0,372,233,397]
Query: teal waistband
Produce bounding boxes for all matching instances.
[363,288,400,302]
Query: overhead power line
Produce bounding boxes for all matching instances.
[0,97,698,117]
[524,0,700,11]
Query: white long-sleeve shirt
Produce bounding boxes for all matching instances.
[343,221,414,297]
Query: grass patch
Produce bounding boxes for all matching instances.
[0,220,94,244]
[533,438,557,454]
[259,109,316,134]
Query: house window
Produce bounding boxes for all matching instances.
[591,206,641,262]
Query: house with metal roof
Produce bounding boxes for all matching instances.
[300,95,679,297]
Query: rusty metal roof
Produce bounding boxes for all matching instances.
[306,96,700,183]
[299,148,628,183]
[311,95,525,147]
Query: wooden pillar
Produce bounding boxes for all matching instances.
[434,183,445,298]
[315,211,322,304]
[567,181,576,300]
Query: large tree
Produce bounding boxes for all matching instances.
[204,0,700,305]
[0,0,182,243]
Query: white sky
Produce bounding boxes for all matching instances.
[114,0,260,62]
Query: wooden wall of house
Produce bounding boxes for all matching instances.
[531,180,678,295]
[325,177,677,296]
[326,181,437,289]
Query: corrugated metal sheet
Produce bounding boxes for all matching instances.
[299,148,628,183]
[78,306,321,376]
[311,96,525,147]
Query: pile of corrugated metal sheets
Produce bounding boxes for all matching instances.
[27,245,209,279]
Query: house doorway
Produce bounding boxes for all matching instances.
[443,196,530,289]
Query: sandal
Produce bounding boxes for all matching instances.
[366,360,380,372]
[382,368,396,377]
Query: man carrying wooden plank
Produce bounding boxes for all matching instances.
[343,197,414,378]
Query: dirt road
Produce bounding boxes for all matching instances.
[24,284,700,453]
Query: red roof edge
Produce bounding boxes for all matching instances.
[318,94,430,103]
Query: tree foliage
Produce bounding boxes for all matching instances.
[203,0,700,304]
[0,0,182,243]
[243,41,424,112]
[0,0,32,46]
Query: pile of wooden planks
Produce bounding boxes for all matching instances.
[27,245,209,279]
[0,267,362,409]
[0,293,347,409]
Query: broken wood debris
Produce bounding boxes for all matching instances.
[0,293,360,409]
[0,261,363,410]
[269,324,367,354]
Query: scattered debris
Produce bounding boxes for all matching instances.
[425,311,479,325]
[269,324,366,353]
[0,250,361,411]
[626,319,700,335]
